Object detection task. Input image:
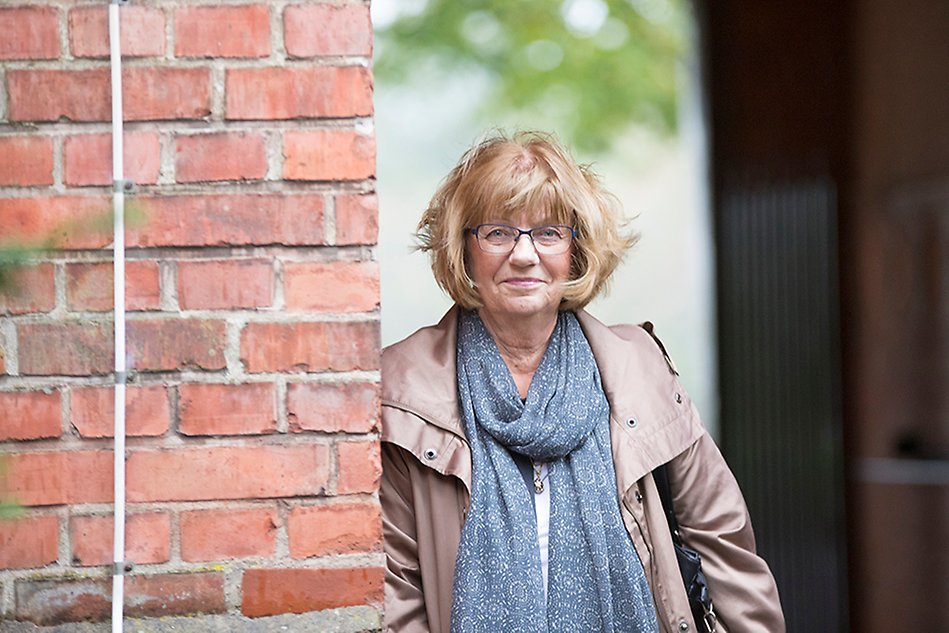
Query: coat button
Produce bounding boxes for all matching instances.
[626,418,637,428]
[674,392,682,404]
[678,621,689,631]
[634,490,643,503]
[423,448,438,460]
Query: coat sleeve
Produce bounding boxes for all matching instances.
[667,432,786,632]
[381,441,432,632]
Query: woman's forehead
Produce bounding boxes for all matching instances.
[468,201,572,227]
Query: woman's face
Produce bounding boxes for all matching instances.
[466,214,573,323]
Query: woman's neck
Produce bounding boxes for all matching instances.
[478,308,558,398]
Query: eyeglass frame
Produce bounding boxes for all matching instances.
[466,223,578,254]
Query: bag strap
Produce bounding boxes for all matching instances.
[652,463,684,547]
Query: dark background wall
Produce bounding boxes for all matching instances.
[699,0,949,630]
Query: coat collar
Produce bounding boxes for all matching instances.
[381,307,704,492]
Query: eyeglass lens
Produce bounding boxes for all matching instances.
[474,224,574,253]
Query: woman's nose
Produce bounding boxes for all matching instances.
[508,233,540,263]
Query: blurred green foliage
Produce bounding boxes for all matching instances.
[375,0,689,153]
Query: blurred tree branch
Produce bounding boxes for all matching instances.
[374,0,688,153]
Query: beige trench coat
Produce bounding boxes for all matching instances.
[381,307,785,633]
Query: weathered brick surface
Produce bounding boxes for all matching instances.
[337,439,382,495]
[241,567,383,617]
[177,259,273,310]
[287,502,382,558]
[63,132,161,187]
[0,514,59,570]
[70,512,171,566]
[65,260,161,312]
[336,194,380,245]
[175,132,268,183]
[240,321,379,373]
[0,7,59,60]
[70,384,170,438]
[226,67,373,120]
[178,382,277,436]
[4,450,113,506]
[284,261,380,312]
[127,319,227,371]
[15,572,226,624]
[68,5,166,58]
[127,445,330,502]
[287,381,379,434]
[129,194,325,247]
[8,68,211,123]
[0,135,54,186]
[18,322,113,376]
[20,318,225,376]
[175,5,271,59]
[284,4,372,58]
[0,390,61,441]
[180,507,278,561]
[0,1,380,623]
[283,129,376,181]
[0,263,55,315]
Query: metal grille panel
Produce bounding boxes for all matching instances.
[717,177,848,632]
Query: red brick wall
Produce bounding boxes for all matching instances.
[0,2,380,627]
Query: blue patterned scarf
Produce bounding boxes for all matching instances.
[451,309,659,633]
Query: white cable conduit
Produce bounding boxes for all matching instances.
[109,1,127,631]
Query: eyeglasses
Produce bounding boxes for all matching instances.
[468,223,577,255]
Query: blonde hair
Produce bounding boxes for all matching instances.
[417,131,637,311]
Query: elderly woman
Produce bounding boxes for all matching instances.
[381,132,784,633]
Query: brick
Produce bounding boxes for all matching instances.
[288,502,381,559]
[8,68,210,122]
[180,507,277,561]
[69,6,165,58]
[287,382,378,434]
[175,5,270,58]
[337,439,381,495]
[284,261,379,312]
[335,194,379,245]
[178,383,277,436]
[0,136,54,186]
[128,319,227,371]
[18,322,113,376]
[284,4,372,57]
[0,263,55,315]
[70,385,169,438]
[284,129,375,181]
[241,567,383,617]
[178,259,273,310]
[65,261,161,312]
[4,450,112,506]
[226,66,372,120]
[70,512,170,567]
[0,515,58,569]
[129,194,324,248]
[0,7,59,60]
[240,321,379,373]
[15,573,226,624]
[175,132,267,183]
[0,196,112,250]
[0,390,61,441]
[127,445,330,502]
[8,69,109,121]
[63,132,161,187]
[124,67,212,121]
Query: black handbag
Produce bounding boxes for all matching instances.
[652,463,718,633]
